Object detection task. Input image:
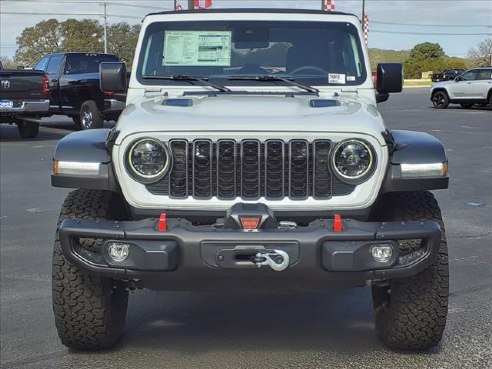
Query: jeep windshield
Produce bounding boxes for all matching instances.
[136,20,367,88]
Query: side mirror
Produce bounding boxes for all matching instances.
[376,63,403,94]
[454,76,461,82]
[100,62,127,93]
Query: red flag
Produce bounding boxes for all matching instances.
[323,0,335,11]
[194,0,213,9]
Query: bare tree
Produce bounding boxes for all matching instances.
[467,38,492,67]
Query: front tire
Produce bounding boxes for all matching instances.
[372,191,449,350]
[52,190,128,350]
[432,91,449,109]
[17,120,39,139]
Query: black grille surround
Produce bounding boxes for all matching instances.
[146,139,356,200]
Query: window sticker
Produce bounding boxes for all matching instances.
[329,73,346,84]
[163,30,232,66]
[347,76,356,81]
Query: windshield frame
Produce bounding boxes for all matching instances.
[135,20,368,88]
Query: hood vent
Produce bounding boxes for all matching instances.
[162,98,193,107]
[310,99,340,108]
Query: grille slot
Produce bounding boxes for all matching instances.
[147,139,356,199]
[241,140,261,199]
[313,140,332,199]
[192,140,212,199]
[217,140,237,199]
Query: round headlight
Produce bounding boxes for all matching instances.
[332,139,375,183]
[126,138,170,183]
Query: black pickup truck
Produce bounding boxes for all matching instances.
[431,68,465,83]
[0,61,50,138]
[33,53,126,130]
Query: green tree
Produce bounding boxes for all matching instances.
[15,19,104,66]
[15,19,63,66]
[467,38,492,67]
[408,42,445,60]
[107,22,141,68]
[60,19,103,53]
[404,42,447,78]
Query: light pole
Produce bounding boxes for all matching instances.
[362,0,366,23]
[100,2,108,53]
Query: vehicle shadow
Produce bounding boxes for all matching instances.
[0,124,67,142]
[118,288,387,354]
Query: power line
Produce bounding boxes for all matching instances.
[371,29,492,36]
[371,20,492,28]
[1,11,144,19]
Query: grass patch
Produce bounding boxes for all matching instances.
[404,79,432,88]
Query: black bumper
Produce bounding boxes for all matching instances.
[59,216,441,290]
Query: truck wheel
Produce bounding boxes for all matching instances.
[17,121,39,139]
[52,189,128,350]
[371,191,449,350]
[79,101,103,130]
[460,103,474,109]
[431,91,449,109]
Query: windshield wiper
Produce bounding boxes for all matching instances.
[142,75,231,92]
[228,75,319,94]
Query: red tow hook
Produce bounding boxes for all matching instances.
[333,214,343,232]
[158,213,167,232]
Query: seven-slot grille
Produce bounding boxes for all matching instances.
[146,139,356,200]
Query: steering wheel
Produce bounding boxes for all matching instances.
[290,66,328,75]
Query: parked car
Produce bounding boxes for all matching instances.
[0,60,50,138]
[431,68,465,83]
[33,52,126,129]
[51,9,450,351]
[431,67,492,109]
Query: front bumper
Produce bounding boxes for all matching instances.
[59,215,441,290]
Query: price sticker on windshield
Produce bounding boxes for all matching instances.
[328,73,346,84]
[163,30,232,67]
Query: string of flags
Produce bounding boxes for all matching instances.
[323,0,336,12]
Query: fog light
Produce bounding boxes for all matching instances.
[371,244,393,263]
[107,242,130,262]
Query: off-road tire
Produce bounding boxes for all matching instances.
[432,91,449,109]
[372,191,449,350]
[79,100,103,130]
[17,121,39,139]
[52,189,128,350]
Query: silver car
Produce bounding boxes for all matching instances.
[430,67,492,109]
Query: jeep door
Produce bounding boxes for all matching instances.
[448,69,478,100]
[473,69,492,99]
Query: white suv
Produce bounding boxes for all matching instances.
[431,67,492,109]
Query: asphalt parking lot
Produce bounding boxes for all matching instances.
[1,88,491,369]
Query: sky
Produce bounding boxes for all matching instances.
[1,0,491,61]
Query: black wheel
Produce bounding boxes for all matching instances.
[52,190,129,350]
[17,121,39,139]
[371,191,449,350]
[432,91,449,109]
[460,103,474,109]
[79,101,103,130]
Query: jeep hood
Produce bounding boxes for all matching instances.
[116,94,386,143]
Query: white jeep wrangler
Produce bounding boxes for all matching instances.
[51,9,450,351]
